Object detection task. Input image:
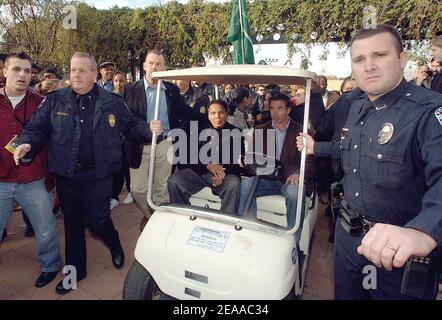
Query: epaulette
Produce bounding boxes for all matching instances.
[402,84,442,107]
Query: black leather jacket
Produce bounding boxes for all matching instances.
[18,85,152,179]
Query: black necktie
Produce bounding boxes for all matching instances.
[356,101,374,123]
[76,95,86,112]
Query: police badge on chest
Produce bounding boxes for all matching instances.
[378,123,394,144]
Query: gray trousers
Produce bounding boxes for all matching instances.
[167,168,241,215]
[130,141,172,218]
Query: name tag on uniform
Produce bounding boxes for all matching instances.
[4,135,19,155]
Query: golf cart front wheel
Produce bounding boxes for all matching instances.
[122,260,160,300]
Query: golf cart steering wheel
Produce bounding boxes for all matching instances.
[242,152,283,180]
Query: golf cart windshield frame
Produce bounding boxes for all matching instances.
[148,65,314,236]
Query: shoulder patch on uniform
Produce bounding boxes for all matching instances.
[435,107,442,127]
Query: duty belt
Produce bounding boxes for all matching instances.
[338,198,377,236]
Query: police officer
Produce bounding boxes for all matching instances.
[14,52,163,294]
[97,61,115,92]
[175,79,210,116]
[297,25,442,299]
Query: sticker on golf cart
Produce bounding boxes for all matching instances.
[187,226,230,253]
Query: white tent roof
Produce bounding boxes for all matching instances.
[152,65,314,85]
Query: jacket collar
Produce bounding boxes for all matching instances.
[66,84,115,112]
[143,76,166,91]
[359,78,409,117]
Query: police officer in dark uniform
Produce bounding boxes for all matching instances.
[14,52,163,294]
[297,25,442,299]
[175,79,210,116]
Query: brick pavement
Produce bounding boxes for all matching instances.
[0,193,440,300]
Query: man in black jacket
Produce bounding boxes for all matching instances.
[176,79,210,115]
[168,100,243,215]
[191,62,215,100]
[123,50,204,230]
[14,52,162,294]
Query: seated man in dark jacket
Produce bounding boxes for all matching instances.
[239,92,315,229]
[168,100,243,215]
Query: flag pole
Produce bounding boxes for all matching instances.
[238,0,246,64]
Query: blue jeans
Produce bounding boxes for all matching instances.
[0,178,63,272]
[238,177,301,229]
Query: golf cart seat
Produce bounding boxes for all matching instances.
[189,186,318,255]
[256,192,318,255]
[189,187,222,210]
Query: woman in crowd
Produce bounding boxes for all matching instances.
[340,76,357,94]
[113,71,127,95]
[255,90,276,126]
[430,36,442,93]
[110,72,133,210]
[226,86,252,130]
[223,83,234,96]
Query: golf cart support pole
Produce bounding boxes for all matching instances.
[147,80,163,211]
[292,78,311,235]
[215,84,219,99]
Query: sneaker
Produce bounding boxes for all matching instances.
[123,192,134,204]
[110,199,119,211]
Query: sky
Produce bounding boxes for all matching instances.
[85,0,162,9]
[85,0,227,10]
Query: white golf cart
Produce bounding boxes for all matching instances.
[122,65,318,300]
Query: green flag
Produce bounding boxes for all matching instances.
[227,0,255,64]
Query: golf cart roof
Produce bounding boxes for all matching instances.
[152,65,314,85]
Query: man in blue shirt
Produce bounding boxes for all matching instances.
[123,50,204,231]
[97,61,115,92]
[239,92,315,229]
[297,25,442,299]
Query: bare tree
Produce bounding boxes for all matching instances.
[0,0,68,65]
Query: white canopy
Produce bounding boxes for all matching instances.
[152,65,314,85]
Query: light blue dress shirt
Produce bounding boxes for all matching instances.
[100,80,113,92]
[272,118,290,161]
[143,77,170,136]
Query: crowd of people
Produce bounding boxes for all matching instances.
[0,24,441,299]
